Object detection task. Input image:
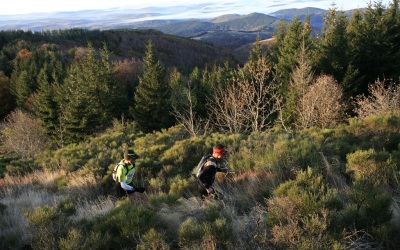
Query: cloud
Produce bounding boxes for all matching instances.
[0,0,392,17]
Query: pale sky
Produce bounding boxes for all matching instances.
[1,0,392,16]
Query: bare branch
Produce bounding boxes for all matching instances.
[353,78,400,118]
[208,56,281,133]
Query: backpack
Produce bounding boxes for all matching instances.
[112,161,128,182]
[195,154,211,178]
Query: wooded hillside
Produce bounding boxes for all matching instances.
[1,1,400,249]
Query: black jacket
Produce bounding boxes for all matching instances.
[197,156,224,188]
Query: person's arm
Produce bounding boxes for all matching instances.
[120,181,134,191]
[217,167,229,173]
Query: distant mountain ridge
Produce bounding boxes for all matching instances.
[0,7,327,31]
[0,7,359,50]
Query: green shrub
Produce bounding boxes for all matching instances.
[266,168,342,249]
[35,130,139,176]
[0,233,20,250]
[91,200,157,249]
[207,217,233,247]
[346,149,397,186]
[160,138,206,175]
[345,114,400,151]
[25,205,62,250]
[148,193,180,207]
[137,228,170,250]
[371,223,399,249]
[59,228,84,250]
[149,176,167,193]
[168,175,190,195]
[25,205,59,228]
[58,228,108,250]
[58,196,76,216]
[55,175,69,190]
[178,217,204,247]
[345,181,393,228]
[4,158,39,176]
[178,203,234,248]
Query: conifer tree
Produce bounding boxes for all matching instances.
[11,70,30,108]
[0,71,15,120]
[206,61,233,90]
[315,5,350,89]
[188,67,208,118]
[10,49,41,109]
[33,68,60,143]
[248,35,263,63]
[59,43,123,143]
[347,0,400,95]
[10,45,67,111]
[274,16,313,91]
[169,67,186,112]
[132,41,173,133]
[273,17,314,126]
[170,67,207,136]
[286,43,315,129]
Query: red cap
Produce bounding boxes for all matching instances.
[213,146,226,154]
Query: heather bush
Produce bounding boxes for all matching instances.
[137,228,170,250]
[342,181,396,248]
[168,175,190,195]
[266,168,343,249]
[265,128,326,176]
[24,205,59,228]
[3,158,39,176]
[58,228,105,250]
[347,149,398,187]
[148,192,180,207]
[178,203,234,249]
[344,114,400,152]
[58,228,86,250]
[24,204,63,250]
[178,217,204,247]
[88,200,158,249]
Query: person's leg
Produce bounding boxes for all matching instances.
[126,189,136,195]
[115,182,126,197]
[197,181,208,199]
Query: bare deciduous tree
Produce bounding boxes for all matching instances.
[172,81,209,136]
[207,81,247,133]
[300,75,347,128]
[1,110,50,159]
[353,78,400,118]
[208,56,281,133]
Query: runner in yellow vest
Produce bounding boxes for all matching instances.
[114,149,145,197]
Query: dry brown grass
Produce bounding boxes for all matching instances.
[0,169,67,188]
[71,196,116,221]
[0,165,335,249]
[0,169,116,247]
[0,187,60,248]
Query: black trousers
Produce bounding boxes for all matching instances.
[197,180,209,199]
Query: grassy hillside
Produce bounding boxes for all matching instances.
[1,113,400,249]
